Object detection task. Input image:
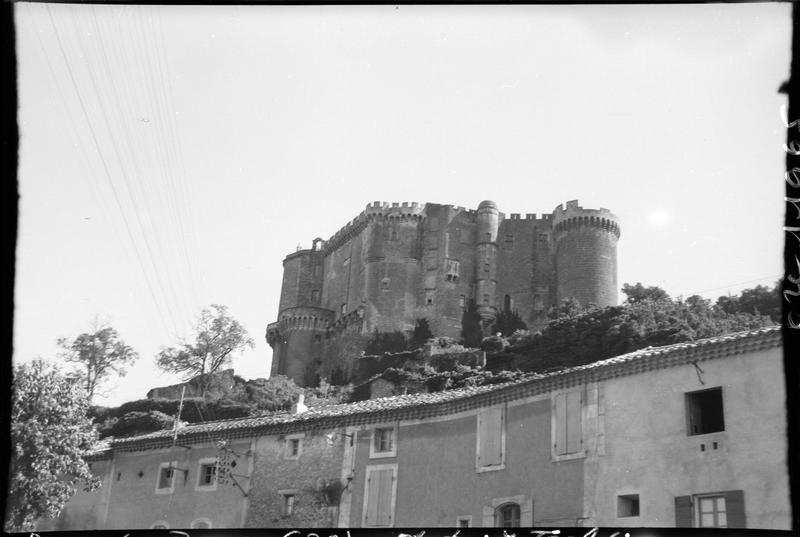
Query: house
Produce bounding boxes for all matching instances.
[38,326,789,530]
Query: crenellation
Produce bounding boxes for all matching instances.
[268,198,620,386]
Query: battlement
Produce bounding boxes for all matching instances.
[552,200,621,238]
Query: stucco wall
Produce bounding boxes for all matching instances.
[346,397,584,528]
[35,458,113,531]
[586,346,790,529]
[102,441,250,529]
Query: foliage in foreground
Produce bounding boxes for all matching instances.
[6,360,100,532]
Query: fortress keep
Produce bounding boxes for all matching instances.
[266,200,621,386]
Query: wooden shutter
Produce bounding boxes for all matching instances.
[724,490,746,528]
[365,468,394,526]
[555,393,567,455]
[674,496,693,527]
[566,391,582,453]
[478,408,503,466]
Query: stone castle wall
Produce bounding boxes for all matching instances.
[268,200,620,386]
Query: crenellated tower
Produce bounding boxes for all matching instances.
[552,200,621,309]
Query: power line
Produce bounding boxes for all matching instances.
[46,4,176,337]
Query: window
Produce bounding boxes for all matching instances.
[503,234,513,249]
[362,464,398,527]
[504,294,511,312]
[476,406,505,471]
[456,516,472,528]
[445,259,460,282]
[195,458,218,490]
[340,303,347,315]
[285,434,304,460]
[674,490,745,528]
[483,496,533,527]
[617,494,640,517]
[283,494,295,516]
[495,503,521,527]
[151,521,170,529]
[370,426,397,458]
[483,294,490,305]
[686,387,724,435]
[697,495,726,528]
[191,518,212,529]
[155,461,177,494]
[380,278,390,290]
[553,391,583,458]
[484,262,490,273]
[484,232,491,241]
[459,295,466,310]
[311,289,320,303]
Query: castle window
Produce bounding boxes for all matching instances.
[503,234,513,249]
[460,295,466,309]
[484,232,491,241]
[311,289,320,303]
[340,304,347,315]
[391,227,398,241]
[483,294,490,305]
[445,259,460,282]
[314,334,322,343]
[381,278,390,290]
[484,263,490,273]
[425,290,435,306]
[504,294,512,312]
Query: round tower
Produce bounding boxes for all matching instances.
[551,200,621,309]
[475,200,500,323]
[268,246,329,385]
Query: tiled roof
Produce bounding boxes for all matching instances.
[105,326,781,453]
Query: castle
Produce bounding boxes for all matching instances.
[266,199,621,386]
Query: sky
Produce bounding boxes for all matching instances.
[14,3,791,407]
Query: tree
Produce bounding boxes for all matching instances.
[57,323,139,402]
[409,318,435,349]
[155,304,254,396]
[621,282,670,303]
[363,329,409,355]
[6,360,101,531]
[547,297,587,320]
[460,299,484,348]
[492,309,528,337]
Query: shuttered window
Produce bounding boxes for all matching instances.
[554,391,582,456]
[364,466,396,527]
[674,491,746,528]
[477,407,504,469]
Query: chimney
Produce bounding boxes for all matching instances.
[292,394,308,415]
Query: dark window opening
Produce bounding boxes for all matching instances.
[504,294,511,312]
[618,494,640,517]
[686,388,724,435]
